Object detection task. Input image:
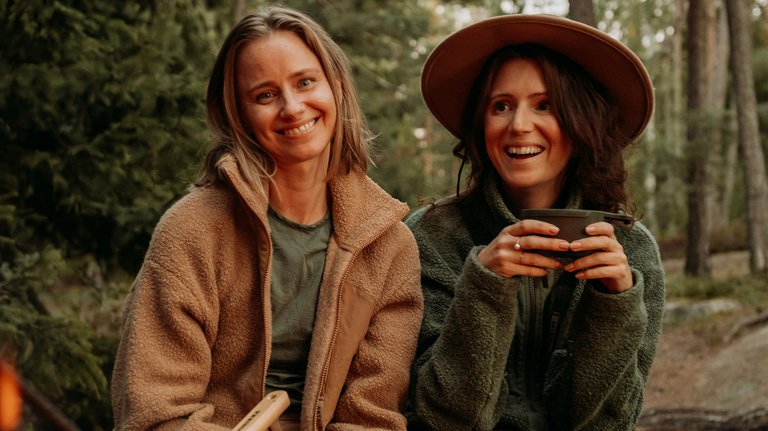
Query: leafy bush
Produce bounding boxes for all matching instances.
[665,273,768,309]
[0,1,222,428]
[0,247,117,429]
[0,0,217,273]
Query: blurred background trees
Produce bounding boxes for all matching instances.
[1,0,766,428]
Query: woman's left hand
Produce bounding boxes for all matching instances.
[563,222,632,293]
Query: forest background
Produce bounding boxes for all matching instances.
[1,0,767,429]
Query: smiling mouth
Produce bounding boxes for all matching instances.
[505,146,543,159]
[282,119,317,136]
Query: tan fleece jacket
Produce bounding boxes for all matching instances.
[111,158,423,430]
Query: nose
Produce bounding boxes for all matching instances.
[280,90,305,119]
[510,107,534,133]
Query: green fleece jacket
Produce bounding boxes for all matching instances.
[406,177,665,431]
[111,157,423,430]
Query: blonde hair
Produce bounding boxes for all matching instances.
[196,6,371,194]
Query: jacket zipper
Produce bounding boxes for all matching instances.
[312,216,404,431]
[260,226,274,400]
[312,253,352,431]
[526,277,544,404]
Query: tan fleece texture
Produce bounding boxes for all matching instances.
[111,158,423,430]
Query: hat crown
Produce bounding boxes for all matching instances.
[421,14,654,141]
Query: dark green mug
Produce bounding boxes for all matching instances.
[520,209,634,259]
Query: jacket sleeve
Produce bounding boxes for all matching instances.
[327,225,424,431]
[408,218,523,431]
[111,212,228,431]
[545,223,666,430]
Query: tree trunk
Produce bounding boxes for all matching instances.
[720,99,738,223]
[707,5,731,238]
[672,0,686,147]
[655,0,686,237]
[643,124,658,233]
[684,0,714,276]
[567,0,596,27]
[724,0,768,272]
[234,0,247,24]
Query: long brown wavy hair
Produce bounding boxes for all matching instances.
[454,44,634,214]
[196,6,372,195]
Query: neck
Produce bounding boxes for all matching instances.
[502,183,563,214]
[269,164,330,225]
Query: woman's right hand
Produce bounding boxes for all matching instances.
[477,219,569,277]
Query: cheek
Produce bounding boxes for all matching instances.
[321,90,338,122]
[242,107,272,134]
[556,135,573,158]
[552,142,574,173]
[484,117,503,146]
[545,119,567,146]
[484,137,505,171]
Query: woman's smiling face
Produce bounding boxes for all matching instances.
[484,57,573,205]
[236,30,337,170]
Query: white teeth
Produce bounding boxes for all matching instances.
[283,119,316,136]
[506,146,542,156]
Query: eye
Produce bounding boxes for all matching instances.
[299,78,315,88]
[492,101,510,113]
[535,99,552,111]
[256,90,275,103]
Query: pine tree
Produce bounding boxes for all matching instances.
[0,1,222,427]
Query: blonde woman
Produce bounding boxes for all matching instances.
[112,6,422,430]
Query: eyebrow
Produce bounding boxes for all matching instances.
[246,68,323,93]
[489,91,548,99]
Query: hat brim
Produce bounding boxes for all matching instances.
[421,14,654,141]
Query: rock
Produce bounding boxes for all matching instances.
[637,406,768,430]
[663,298,743,324]
[643,306,768,426]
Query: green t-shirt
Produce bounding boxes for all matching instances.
[265,207,332,411]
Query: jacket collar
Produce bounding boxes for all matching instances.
[481,174,582,224]
[328,170,409,250]
[220,156,408,251]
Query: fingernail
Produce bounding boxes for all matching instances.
[571,241,582,249]
[564,263,574,271]
[549,226,559,234]
[559,241,569,249]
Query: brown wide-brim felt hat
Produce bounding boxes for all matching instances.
[422,14,654,141]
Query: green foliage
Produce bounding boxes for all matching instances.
[756,45,768,171]
[0,247,115,429]
[0,0,765,428]
[0,0,218,273]
[0,1,222,427]
[665,273,768,309]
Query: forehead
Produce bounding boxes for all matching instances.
[236,30,322,74]
[490,57,546,90]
